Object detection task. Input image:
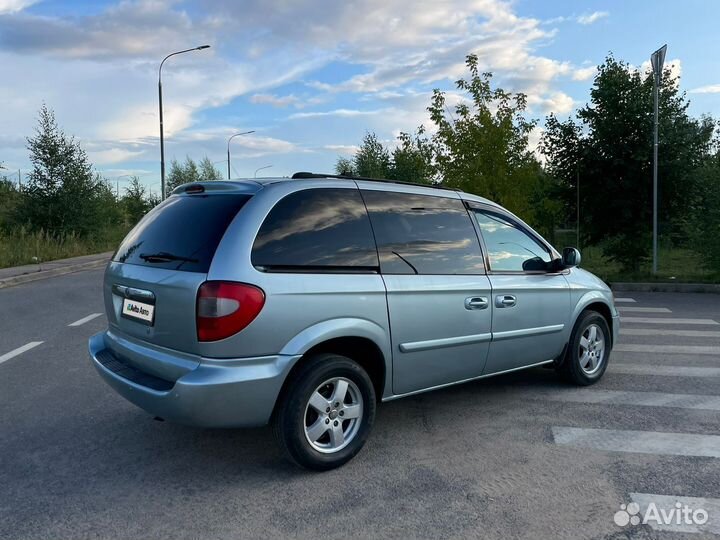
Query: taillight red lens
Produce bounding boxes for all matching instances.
[196,281,265,342]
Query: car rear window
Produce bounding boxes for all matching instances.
[113,194,250,273]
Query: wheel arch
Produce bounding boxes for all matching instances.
[276,318,391,403]
[571,292,615,345]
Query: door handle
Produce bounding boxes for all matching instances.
[495,294,516,308]
[465,296,489,310]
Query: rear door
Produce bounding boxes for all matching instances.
[105,189,253,360]
[361,188,492,395]
[468,206,570,374]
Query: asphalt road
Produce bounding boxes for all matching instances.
[1,269,719,539]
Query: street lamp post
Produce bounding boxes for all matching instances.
[650,44,667,275]
[254,165,273,178]
[227,131,255,179]
[158,45,211,200]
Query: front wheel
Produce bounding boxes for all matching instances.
[273,354,376,470]
[559,310,611,385]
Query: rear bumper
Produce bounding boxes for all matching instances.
[88,331,300,428]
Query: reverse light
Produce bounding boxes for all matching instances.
[196,281,265,342]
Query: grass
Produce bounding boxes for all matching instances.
[554,229,719,283]
[0,226,129,269]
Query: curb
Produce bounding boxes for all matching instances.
[0,259,108,289]
[611,282,720,294]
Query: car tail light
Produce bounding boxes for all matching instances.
[196,281,265,342]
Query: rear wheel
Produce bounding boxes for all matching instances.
[559,310,611,385]
[273,354,376,470]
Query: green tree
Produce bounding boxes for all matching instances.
[353,132,391,178]
[389,129,434,184]
[122,176,151,225]
[19,104,101,236]
[689,129,720,274]
[198,156,224,180]
[334,157,355,176]
[541,55,716,270]
[425,54,540,218]
[166,156,223,194]
[93,175,123,231]
[0,176,21,232]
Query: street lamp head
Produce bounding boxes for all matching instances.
[197,45,211,50]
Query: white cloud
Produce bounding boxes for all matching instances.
[289,108,385,120]
[528,92,574,115]
[638,58,682,82]
[689,84,720,94]
[0,0,35,14]
[572,66,596,81]
[323,144,360,154]
[250,93,301,108]
[577,11,608,25]
[86,147,145,165]
[0,0,606,175]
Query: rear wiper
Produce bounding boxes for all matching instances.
[139,252,199,264]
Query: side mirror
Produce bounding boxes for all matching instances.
[562,247,581,268]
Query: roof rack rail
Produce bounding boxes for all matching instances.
[290,171,457,192]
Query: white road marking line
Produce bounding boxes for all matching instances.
[615,344,720,356]
[617,306,672,313]
[630,493,720,534]
[614,297,636,303]
[611,365,720,377]
[68,313,102,327]
[621,328,720,338]
[552,427,720,458]
[620,317,719,325]
[540,389,720,411]
[0,341,44,366]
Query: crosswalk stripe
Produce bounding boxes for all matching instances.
[537,389,720,411]
[617,306,672,313]
[615,344,720,356]
[620,328,720,338]
[630,493,720,534]
[614,297,636,303]
[611,365,720,377]
[552,427,720,458]
[620,317,719,325]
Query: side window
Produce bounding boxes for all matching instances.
[472,210,552,272]
[252,188,379,271]
[361,190,484,275]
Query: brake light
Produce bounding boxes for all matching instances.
[196,281,265,342]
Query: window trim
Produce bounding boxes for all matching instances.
[466,202,564,276]
[361,189,487,276]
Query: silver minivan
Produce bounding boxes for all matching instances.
[89,173,619,470]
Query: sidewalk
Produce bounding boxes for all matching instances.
[0,251,113,289]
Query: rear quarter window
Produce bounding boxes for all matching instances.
[251,188,379,271]
[113,194,250,273]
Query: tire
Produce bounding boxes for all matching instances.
[559,310,612,386]
[273,353,376,471]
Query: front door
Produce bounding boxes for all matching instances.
[470,207,571,374]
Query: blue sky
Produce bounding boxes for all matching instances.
[1,0,718,193]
